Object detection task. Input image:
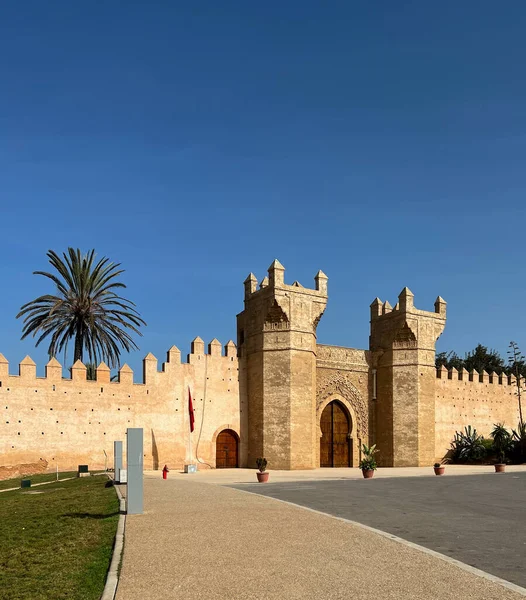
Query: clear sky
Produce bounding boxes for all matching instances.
[1,2,525,377]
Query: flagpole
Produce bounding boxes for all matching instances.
[188,386,193,465]
[189,418,192,464]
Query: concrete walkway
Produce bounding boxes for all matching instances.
[143,464,526,486]
[116,471,526,600]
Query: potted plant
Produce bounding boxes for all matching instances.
[491,423,511,473]
[433,462,445,476]
[359,444,378,479]
[256,457,269,482]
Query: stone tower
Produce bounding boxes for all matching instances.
[369,289,446,467]
[237,260,328,469]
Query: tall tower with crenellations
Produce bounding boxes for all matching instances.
[237,260,328,469]
[369,288,446,467]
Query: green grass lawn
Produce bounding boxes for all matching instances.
[0,471,78,491]
[0,476,119,600]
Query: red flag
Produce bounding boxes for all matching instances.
[188,387,195,433]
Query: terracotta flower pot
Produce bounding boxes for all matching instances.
[362,469,375,479]
[434,466,445,476]
[494,464,506,473]
[257,471,269,483]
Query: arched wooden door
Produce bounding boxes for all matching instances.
[320,401,352,467]
[216,429,239,468]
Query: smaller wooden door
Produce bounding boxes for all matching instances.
[216,429,239,468]
[320,401,351,467]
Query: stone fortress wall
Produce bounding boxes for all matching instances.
[435,366,521,459]
[0,259,522,478]
[0,338,243,479]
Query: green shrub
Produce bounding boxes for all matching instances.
[450,426,486,463]
[481,438,495,454]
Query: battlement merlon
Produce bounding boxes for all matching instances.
[369,288,447,352]
[0,353,8,379]
[0,340,239,386]
[437,366,514,386]
[370,288,447,321]
[268,259,285,287]
[244,273,258,300]
[243,260,329,304]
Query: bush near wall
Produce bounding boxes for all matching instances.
[450,424,526,464]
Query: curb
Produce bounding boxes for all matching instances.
[234,487,526,598]
[0,476,77,493]
[0,471,108,493]
[101,479,126,600]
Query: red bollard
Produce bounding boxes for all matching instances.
[162,465,169,480]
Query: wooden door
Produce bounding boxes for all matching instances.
[320,404,333,467]
[320,401,351,467]
[332,402,350,467]
[216,429,238,468]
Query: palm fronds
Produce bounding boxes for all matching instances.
[17,248,146,368]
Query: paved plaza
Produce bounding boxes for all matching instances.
[231,471,526,589]
[115,467,526,599]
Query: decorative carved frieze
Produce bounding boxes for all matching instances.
[316,345,369,370]
[316,371,369,437]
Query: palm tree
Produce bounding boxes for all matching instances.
[16,248,146,368]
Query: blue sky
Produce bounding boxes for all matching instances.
[1,2,525,377]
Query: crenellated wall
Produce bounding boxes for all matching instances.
[0,338,244,479]
[2,260,522,476]
[434,366,520,459]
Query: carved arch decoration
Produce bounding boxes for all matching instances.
[392,321,417,348]
[264,299,289,331]
[316,373,368,438]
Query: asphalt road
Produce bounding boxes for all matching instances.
[230,472,526,588]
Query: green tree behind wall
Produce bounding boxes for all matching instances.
[436,344,507,375]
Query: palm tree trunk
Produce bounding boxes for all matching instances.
[74,328,83,364]
[517,372,524,427]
